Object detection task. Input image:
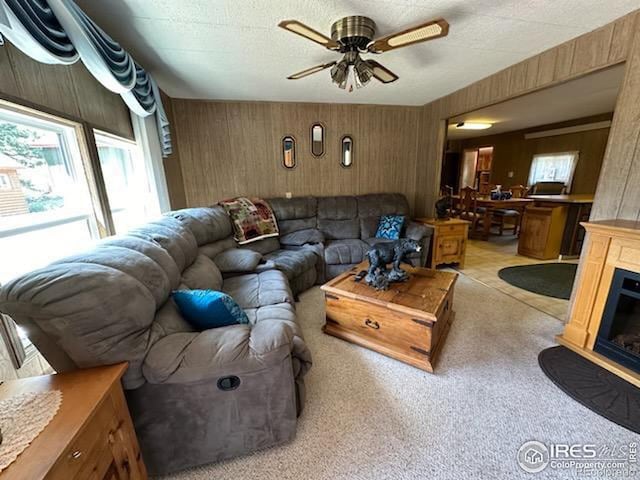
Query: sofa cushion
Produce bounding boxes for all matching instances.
[222,270,293,309]
[317,196,357,219]
[168,206,232,245]
[173,290,249,330]
[243,302,296,326]
[268,196,317,220]
[279,228,324,246]
[324,239,370,265]
[150,298,195,338]
[100,236,182,290]
[128,217,198,272]
[181,254,223,291]
[52,246,172,308]
[375,214,405,240]
[0,262,156,389]
[318,219,360,240]
[243,237,281,255]
[357,193,410,240]
[360,216,379,239]
[263,248,317,280]
[199,237,237,260]
[214,249,262,273]
[269,196,318,235]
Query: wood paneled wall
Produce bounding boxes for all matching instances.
[171,100,422,209]
[415,11,640,219]
[454,113,613,194]
[0,43,133,139]
[161,94,187,209]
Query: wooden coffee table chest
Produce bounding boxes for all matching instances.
[321,263,457,372]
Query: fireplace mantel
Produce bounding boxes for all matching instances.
[557,219,640,387]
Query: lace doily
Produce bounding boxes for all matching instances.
[0,389,62,472]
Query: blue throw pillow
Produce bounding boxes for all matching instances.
[172,290,249,330]
[375,215,405,240]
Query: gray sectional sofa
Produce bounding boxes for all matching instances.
[0,192,430,475]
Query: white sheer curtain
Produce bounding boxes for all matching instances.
[528,151,579,191]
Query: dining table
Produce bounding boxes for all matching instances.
[452,195,535,240]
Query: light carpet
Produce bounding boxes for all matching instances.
[163,274,639,480]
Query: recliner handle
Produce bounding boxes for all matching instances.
[217,376,241,391]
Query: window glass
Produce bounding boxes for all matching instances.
[95,131,160,233]
[528,152,579,192]
[0,108,99,283]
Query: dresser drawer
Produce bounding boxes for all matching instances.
[47,398,115,480]
[438,224,466,236]
[325,295,433,357]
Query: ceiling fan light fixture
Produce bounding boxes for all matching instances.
[455,122,493,130]
[354,56,373,86]
[367,61,398,83]
[388,23,443,47]
[288,62,335,80]
[278,20,340,49]
[331,60,348,87]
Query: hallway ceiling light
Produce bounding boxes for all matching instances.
[455,122,493,130]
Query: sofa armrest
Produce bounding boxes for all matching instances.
[405,221,431,241]
[143,319,311,384]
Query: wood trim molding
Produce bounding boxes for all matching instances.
[523,121,613,139]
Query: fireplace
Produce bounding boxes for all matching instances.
[594,268,640,374]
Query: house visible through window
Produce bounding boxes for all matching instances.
[528,151,579,193]
[95,130,161,233]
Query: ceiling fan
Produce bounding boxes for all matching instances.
[278,16,449,91]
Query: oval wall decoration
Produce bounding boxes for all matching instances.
[282,135,296,169]
[341,135,353,168]
[310,123,325,157]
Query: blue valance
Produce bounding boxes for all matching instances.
[0,0,77,64]
[0,0,172,157]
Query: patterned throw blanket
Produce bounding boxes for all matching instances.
[219,197,279,244]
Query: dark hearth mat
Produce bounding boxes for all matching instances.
[538,346,640,434]
[498,263,577,299]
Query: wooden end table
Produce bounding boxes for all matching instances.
[414,217,470,269]
[321,263,457,372]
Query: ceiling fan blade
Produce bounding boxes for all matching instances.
[278,20,340,51]
[368,18,449,53]
[287,61,337,80]
[366,60,399,84]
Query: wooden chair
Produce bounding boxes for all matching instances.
[458,186,485,234]
[492,185,528,235]
[510,185,528,198]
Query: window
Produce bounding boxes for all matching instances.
[528,151,579,192]
[0,106,100,284]
[95,131,160,233]
[0,173,11,190]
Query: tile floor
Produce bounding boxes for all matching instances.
[452,236,576,321]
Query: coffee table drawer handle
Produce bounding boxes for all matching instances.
[365,319,380,329]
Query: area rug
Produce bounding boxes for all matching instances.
[498,263,577,299]
[538,346,640,434]
[162,277,638,480]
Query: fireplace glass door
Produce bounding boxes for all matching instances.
[594,268,640,372]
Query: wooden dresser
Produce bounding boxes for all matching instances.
[414,217,470,268]
[0,364,147,480]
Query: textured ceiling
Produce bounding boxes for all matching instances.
[448,64,624,139]
[76,0,639,105]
